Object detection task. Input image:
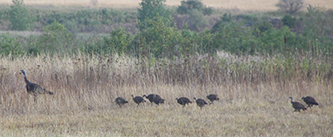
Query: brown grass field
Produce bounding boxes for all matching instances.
[0,0,332,136]
[0,0,333,10]
[0,53,332,136]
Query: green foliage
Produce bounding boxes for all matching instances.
[282,15,296,28]
[0,33,25,56]
[254,20,274,33]
[80,39,105,55]
[276,0,304,14]
[211,14,232,33]
[9,0,30,30]
[221,13,232,22]
[210,21,256,54]
[203,7,214,16]
[135,17,180,58]
[17,8,136,33]
[211,20,223,33]
[37,20,73,54]
[103,28,133,55]
[302,5,333,57]
[177,0,213,15]
[236,14,258,26]
[0,5,332,61]
[137,0,172,30]
[178,28,200,56]
[187,9,207,31]
[257,26,300,55]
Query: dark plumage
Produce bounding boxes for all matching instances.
[207,94,219,104]
[289,97,307,112]
[132,95,146,106]
[194,98,208,109]
[21,69,54,103]
[115,97,128,108]
[302,96,319,108]
[153,95,164,105]
[143,94,164,105]
[176,97,192,107]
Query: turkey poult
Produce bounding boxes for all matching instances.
[289,97,307,112]
[194,98,208,109]
[21,69,54,103]
[176,97,192,107]
[131,95,146,106]
[206,94,219,104]
[115,97,128,108]
[301,96,319,108]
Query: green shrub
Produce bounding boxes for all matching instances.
[276,0,304,14]
[236,14,258,26]
[103,28,133,55]
[254,20,274,33]
[187,9,207,31]
[257,26,299,55]
[137,0,172,30]
[0,34,24,56]
[203,7,214,16]
[211,22,255,55]
[211,14,232,33]
[9,0,30,30]
[135,16,181,58]
[177,0,213,15]
[282,15,296,28]
[37,20,73,54]
[302,5,333,57]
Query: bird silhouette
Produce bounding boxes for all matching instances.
[302,96,319,108]
[115,97,128,108]
[21,69,54,103]
[176,97,192,107]
[289,97,307,112]
[194,98,208,109]
[132,95,146,107]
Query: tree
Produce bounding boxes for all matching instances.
[9,0,30,30]
[137,0,172,30]
[135,17,179,58]
[0,34,24,56]
[103,28,133,55]
[38,20,73,54]
[276,0,304,14]
[177,0,213,15]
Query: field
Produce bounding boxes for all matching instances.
[1,0,333,10]
[0,0,333,136]
[0,54,332,136]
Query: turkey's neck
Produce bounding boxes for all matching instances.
[24,76,30,84]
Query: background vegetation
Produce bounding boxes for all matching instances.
[0,0,332,60]
[0,0,333,136]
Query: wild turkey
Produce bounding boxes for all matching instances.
[289,97,307,112]
[153,95,164,105]
[115,97,128,108]
[132,95,146,106]
[21,69,54,103]
[176,97,192,107]
[143,94,162,105]
[206,94,219,104]
[194,98,208,109]
[302,96,319,108]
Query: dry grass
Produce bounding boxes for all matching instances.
[0,53,332,136]
[0,0,333,10]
